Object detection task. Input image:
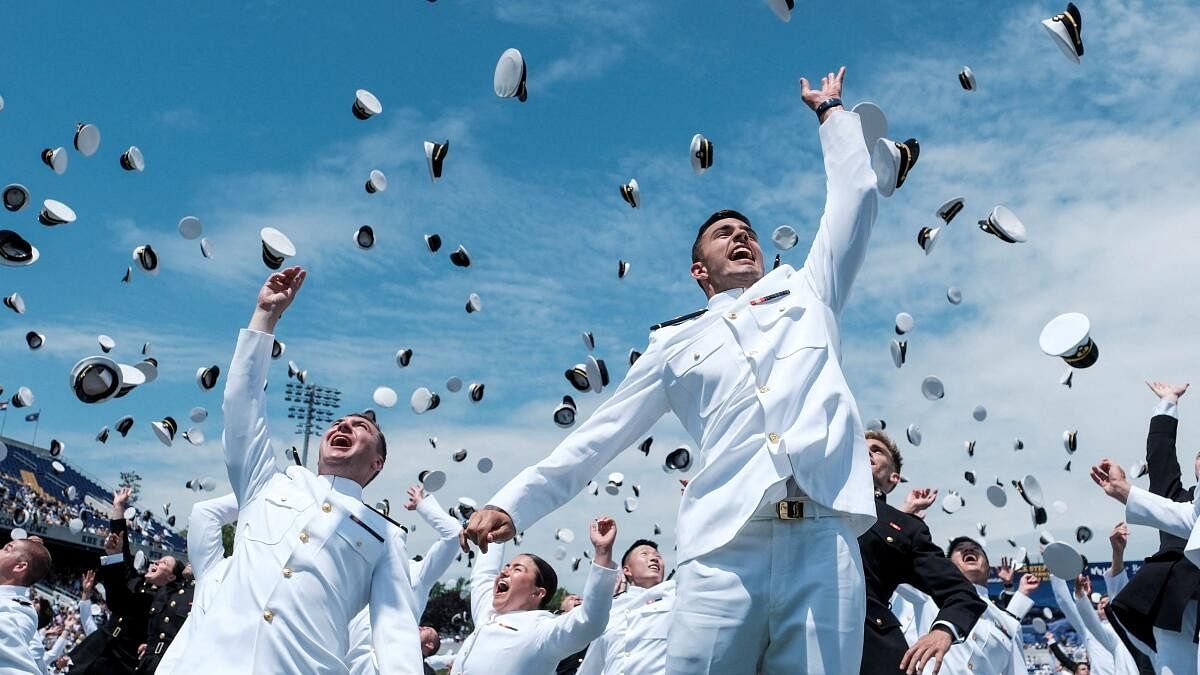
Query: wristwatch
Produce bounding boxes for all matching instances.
[814,97,843,118]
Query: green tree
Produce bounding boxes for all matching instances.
[118,471,143,505]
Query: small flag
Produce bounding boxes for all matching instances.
[24,411,40,422]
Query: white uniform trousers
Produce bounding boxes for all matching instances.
[666,510,864,674]
[1145,599,1198,675]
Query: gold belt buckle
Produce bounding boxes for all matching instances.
[776,500,804,520]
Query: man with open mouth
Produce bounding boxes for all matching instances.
[160,267,424,675]
[463,66,910,673]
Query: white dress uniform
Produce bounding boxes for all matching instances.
[577,580,675,675]
[345,493,462,675]
[450,543,619,675]
[163,329,424,675]
[0,584,40,675]
[1123,484,1200,675]
[156,493,239,675]
[489,109,879,675]
[905,584,1026,675]
[1071,589,1139,675]
[1048,576,1122,675]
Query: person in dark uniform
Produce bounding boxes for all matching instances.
[1106,381,1200,674]
[68,488,182,675]
[858,430,986,675]
[136,565,194,673]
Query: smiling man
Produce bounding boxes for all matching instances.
[163,267,423,674]
[463,67,910,674]
[577,539,676,675]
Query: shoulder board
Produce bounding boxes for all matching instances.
[11,597,31,606]
[364,503,405,531]
[650,309,708,332]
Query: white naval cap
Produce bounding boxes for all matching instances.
[1039,312,1099,368]
[772,225,799,251]
[120,146,145,172]
[352,89,383,119]
[2,184,29,212]
[958,67,976,91]
[493,48,528,102]
[373,386,398,408]
[41,147,68,175]
[74,123,101,157]
[978,206,1027,243]
[425,140,449,181]
[1042,3,1084,63]
[178,216,203,240]
[365,169,388,194]
[0,230,39,267]
[690,133,714,175]
[260,227,296,270]
[619,178,640,208]
[354,225,375,250]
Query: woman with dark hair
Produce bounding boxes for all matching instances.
[451,516,620,675]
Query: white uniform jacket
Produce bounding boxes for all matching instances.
[906,584,1025,675]
[451,543,619,675]
[0,585,40,675]
[577,579,675,675]
[1125,484,1200,569]
[345,493,463,675]
[157,492,239,675]
[1049,576,1117,675]
[491,110,879,562]
[164,329,423,675]
[1073,592,1139,675]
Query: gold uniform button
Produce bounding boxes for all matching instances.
[758,385,770,394]
[749,349,759,356]
[322,502,332,513]
[299,531,309,543]
[283,568,293,578]
[693,352,701,361]
[169,601,176,607]
[263,610,274,623]
[159,633,166,639]
[164,616,170,623]
[768,432,781,443]
[727,312,737,320]
[356,541,363,548]
[875,618,883,625]
[886,536,894,543]
[778,306,785,313]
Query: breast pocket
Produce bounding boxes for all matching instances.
[242,491,313,545]
[334,515,386,567]
[666,329,728,418]
[752,295,827,359]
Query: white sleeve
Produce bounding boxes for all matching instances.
[893,584,936,636]
[797,108,879,316]
[369,532,424,675]
[187,492,239,582]
[489,340,670,532]
[222,329,281,506]
[46,633,67,663]
[1125,485,1197,539]
[409,495,462,616]
[1075,594,1120,653]
[1105,567,1130,598]
[575,631,608,675]
[1154,399,1179,418]
[78,600,97,636]
[1005,591,1034,621]
[345,609,378,675]
[1050,577,1086,635]
[533,562,620,656]
[469,543,504,626]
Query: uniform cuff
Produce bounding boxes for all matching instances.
[1154,399,1179,418]
[100,553,123,566]
[931,619,963,643]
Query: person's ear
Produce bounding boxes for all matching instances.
[888,472,901,489]
[690,261,708,283]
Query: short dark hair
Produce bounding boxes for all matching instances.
[348,412,387,461]
[16,538,51,586]
[946,536,987,564]
[691,209,753,264]
[865,430,902,475]
[621,539,659,567]
[520,553,558,610]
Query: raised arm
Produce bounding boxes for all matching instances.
[1073,576,1120,654]
[796,67,879,316]
[1146,381,1189,500]
[464,338,670,552]
[186,493,239,582]
[225,267,306,505]
[368,531,424,675]
[1092,459,1199,539]
[535,517,620,655]
[79,570,98,636]
[468,541,505,625]
[408,489,462,614]
[1046,635,1080,672]
[1049,576,1086,635]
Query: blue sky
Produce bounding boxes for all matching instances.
[4,0,1200,585]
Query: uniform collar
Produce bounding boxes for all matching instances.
[0,584,28,599]
[706,287,743,311]
[973,583,990,601]
[320,474,365,501]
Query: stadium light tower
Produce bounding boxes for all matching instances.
[284,382,341,467]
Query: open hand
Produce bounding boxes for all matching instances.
[403,485,424,511]
[590,516,617,568]
[800,67,846,122]
[257,267,306,316]
[102,533,122,556]
[902,488,938,517]
[996,557,1014,586]
[1110,522,1129,553]
[1090,460,1132,504]
[1074,573,1092,598]
[1147,381,1188,403]
[901,628,951,674]
[81,569,96,597]
[1018,573,1041,595]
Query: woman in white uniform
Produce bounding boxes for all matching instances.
[451,516,620,675]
